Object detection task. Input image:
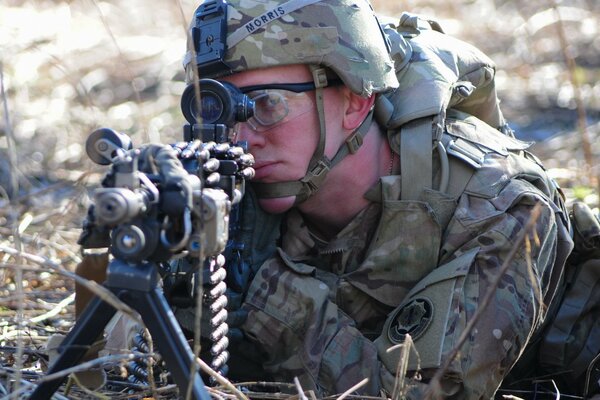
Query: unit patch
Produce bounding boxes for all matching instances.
[388,297,433,343]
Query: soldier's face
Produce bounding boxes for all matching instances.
[224,65,319,183]
[222,64,346,213]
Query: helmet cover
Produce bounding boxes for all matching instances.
[184,0,399,96]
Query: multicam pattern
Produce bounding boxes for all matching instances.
[182,2,575,397]
[379,14,507,131]
[185,0,398,96]
[238,117,573,398]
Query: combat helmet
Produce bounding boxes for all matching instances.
[184,0,399,203]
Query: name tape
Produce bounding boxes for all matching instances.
[226,0,323,48]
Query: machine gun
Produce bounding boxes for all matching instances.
[30,79,257,400]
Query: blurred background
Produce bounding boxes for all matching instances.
[0,0,599,396]
[1,0,600,202]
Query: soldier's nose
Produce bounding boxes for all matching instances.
[234,123,266,150]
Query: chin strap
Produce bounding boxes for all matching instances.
[252,66,374,205]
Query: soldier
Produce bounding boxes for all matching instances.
[56,0,577,399]
[176,0,577,398]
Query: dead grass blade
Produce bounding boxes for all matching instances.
[548,0,598,194]
[336,378,369,400]
[28,293,75,324]
[388,334,420,400]
[0,245,141,326]
[89,0,149,142]
[0,62,18,201]
[196,356,250,400]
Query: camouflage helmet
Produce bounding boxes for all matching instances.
[183,0,399,97]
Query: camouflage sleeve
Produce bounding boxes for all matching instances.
[380,178,572,399]
[239,177,571,398]
[240,253,393,397]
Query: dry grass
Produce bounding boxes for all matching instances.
[1,0,599,398]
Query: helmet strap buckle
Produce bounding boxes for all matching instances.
[345,131,364,154]
[312,67,329,89]
[302,158,331,194]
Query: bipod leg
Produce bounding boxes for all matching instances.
[107,259,211,400]
[30,258,210,399]
[29,294,116,399]
[128,286,211,400]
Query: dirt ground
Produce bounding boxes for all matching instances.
[1,0,599,398]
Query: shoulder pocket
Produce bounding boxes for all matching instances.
[375,247,478,371]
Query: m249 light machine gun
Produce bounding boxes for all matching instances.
[30,79,257,400]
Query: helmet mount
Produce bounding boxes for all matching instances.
[185,0,230,80]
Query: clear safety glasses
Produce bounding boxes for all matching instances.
[239,79,342,131]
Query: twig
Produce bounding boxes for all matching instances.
[293,377,309,400]
[549,1,598,193]
[388,334,418,400]
[207,385,242,400]
[0,62,18,201]
[336,378,369,400]
[0,329,56,342]
[174,0,191,34]
[90,0,149,142]
[424,202,543,400]
[0,297,68,314]
[205,388,227,400]
[1,262,69,275]
[12,169,96,206]
[29,293,75,324]
[8,353,137,399]
[0,378,71,400]
[584,351,600,398]
[196,356,250,400]
[0,245,142,326]
[0,229,82,264]
[0,346,48,360]
[11,214,25,396]
[524,232,544,316]
[323,394,385,400]
[143,327,160,400]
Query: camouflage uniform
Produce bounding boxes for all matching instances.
[236,115,573,398]
[181,0,575,397]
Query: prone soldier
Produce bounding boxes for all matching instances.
[75,0,600,398]
[173,0,577,398]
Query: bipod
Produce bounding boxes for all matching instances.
[29,258,211,400]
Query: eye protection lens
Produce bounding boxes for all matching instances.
[238,79,343,131]
[243,89,309,129]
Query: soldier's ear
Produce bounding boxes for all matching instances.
[342,89,376,131]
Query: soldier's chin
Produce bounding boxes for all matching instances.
[258,196,296,214]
